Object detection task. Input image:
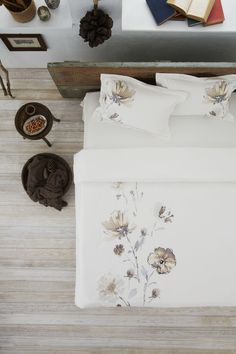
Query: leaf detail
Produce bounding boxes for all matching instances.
[141,265,148,278]
[134,240,139,251]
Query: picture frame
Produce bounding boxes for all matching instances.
[0,34,47,51]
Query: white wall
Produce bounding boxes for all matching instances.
[0,0,236,68]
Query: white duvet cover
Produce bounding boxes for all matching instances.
[74,148,236,308]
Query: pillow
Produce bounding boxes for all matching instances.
[155,73,236,121]
[93,74,187,138]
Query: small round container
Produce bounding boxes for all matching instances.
[25,104,36,116]
[45,0,60,10]
[8,0,36,23]
[37,6,51,21]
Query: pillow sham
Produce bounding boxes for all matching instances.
[93,74,187,138]
[155,73,236,121]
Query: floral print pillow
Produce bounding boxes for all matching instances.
[94,74,187,138]
[155,73,236,122]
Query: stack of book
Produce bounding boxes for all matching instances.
[146,0,225,27]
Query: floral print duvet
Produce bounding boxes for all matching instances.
[74,148,236,308]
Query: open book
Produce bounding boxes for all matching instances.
[167,0,215,22]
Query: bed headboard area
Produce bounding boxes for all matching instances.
[47,62,236,98]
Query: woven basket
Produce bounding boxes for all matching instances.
[21,153,73,195]
[8,0,36,23]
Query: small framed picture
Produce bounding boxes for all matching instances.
[0,34,47,51]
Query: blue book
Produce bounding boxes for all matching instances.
[146,0,177,25]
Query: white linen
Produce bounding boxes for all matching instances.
[155,73,236,121]
[83,92,236,149]
[75,147,236,183]
[74,148,236,308]
[95,74,187,138]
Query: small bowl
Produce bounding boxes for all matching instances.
[37,5,51,21]
[25,104,36,116]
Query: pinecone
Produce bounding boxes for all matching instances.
[79,9,113,48]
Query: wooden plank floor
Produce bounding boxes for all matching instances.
[0,69,236,354]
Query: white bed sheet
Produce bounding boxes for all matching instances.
[74,148,236,308]
[83,92,236,149]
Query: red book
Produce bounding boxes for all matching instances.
[204,0,225,26]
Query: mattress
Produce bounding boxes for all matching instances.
[83,92,236,149]
[74,148,236,308]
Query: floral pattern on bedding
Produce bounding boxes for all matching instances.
[101,80,136,123]
[204,80,232,119]
[97,182,176,307]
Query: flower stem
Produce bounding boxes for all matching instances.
[132,195,138,215]
[220,102,226,119]
[118,295,130,307]
[143,270,155,306]
[122,192,128,206]
[126,234,140,283]
[143,282,148,306]
[150,221,158,237]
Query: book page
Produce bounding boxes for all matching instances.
[188,0,214,20]
[167,0,192,14]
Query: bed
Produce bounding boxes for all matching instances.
[50,62,236,308]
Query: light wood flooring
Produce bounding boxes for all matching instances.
[0,69,236,354]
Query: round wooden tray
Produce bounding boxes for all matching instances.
[15,102,60,147]
[15,102,53,140]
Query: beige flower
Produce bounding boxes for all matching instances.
[112,181,124,190]
[147,247,176,274]
[110,80,135,106]
[206,81,230,104]
[103,210,136,239]
[98,274,124,300]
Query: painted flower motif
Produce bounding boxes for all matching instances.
[147,247,176,274]
[112,182,124,190]
[209,110,217,117]
[109,80,136,106]
[157,205,174,223]
[103,210,136,239]
[205,80,230,104]
[208,104,227,119]
[126,269,135,279]
[98,274,124,301]
[150,288,160,299]
[141,228,147,237]
[113,244,125,256]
